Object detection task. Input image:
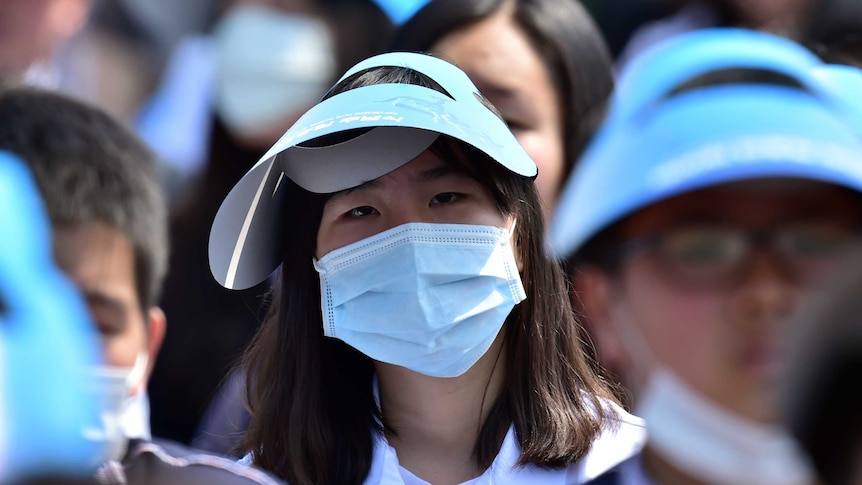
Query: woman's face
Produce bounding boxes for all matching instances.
[316,150,510,257]
[430,6,565,220]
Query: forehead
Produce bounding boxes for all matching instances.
[430,10,554,99]
[51,221,142,312]
[330,147,474,195]
[617,178,862,237]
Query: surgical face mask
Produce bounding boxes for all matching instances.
[609,304,814,485]
[82,352,149,463]
[213,4,336,137]
[313,222,525,378]
[638,367,815,485]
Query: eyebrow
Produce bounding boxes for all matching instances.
[417,165,469,183]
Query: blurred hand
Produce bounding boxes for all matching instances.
[0,150,105,482]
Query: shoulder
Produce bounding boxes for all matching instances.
[115,439,285,485]
[568,400,647,483]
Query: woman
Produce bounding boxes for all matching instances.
[391,0,615,220]
[208,52,644,484]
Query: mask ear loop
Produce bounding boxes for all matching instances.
[607,300,660,388]
[126,351,149,396]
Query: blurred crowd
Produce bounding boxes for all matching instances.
[1,0,861,484]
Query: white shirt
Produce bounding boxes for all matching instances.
[238,397,647,485]
[363,400,646,485]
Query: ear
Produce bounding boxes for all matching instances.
[572,265,628,377]
[140,306,166,392]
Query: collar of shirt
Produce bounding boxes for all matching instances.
[363,400,646,485]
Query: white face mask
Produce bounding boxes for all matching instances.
[609,305,815,485]
[213,4,336,137]
[82,352,149,463]
[638,367,815,485]
[313,222,525,378]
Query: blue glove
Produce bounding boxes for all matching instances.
[0,150,105,482]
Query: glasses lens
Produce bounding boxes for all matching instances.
[779,223,861,280]
[653,227,747,283]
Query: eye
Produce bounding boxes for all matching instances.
[346,206,378,218]
[96,320,124,337]
[658,227,746,267]
[431,192,462,205]
[781,224,855,259]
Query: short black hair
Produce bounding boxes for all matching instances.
[0,86,168,309]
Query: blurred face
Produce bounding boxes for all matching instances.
[430,6,564,221]
[53,221,163,393]
[0,0,90,74]
[728,0,810,29]
[316,150,510,257]
[589,180,862,423]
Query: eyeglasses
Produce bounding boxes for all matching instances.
[615,223,862,288]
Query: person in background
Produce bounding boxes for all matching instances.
[208,51,645,484]
[390,0,614,221]
[150,0,394,448]
[0,86,284,484]
[550,28,862,485]
[801,0,862,67]
[0,0,92,85]
[615,0,815,72]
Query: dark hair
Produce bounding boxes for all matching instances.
[391,0,615,194]
[0,87,168,309]
[801,0,862,67]
[239,65,619,484]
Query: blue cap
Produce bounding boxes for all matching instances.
[550,29,862,259]
[811,64,862,137]
[608,28,823,130]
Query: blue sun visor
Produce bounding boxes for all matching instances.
[209,52,537,290]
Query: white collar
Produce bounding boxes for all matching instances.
[364,426,568,485]
[363,399,646,485]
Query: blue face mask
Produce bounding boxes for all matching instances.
[313,222,526,378]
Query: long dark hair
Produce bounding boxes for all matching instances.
[238,66,619,484]
[391,0,615,194]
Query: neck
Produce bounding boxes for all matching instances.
[376,334,506,485]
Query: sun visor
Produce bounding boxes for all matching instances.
[210,52,538,289]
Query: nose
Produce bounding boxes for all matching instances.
[731,248,798,323]
[384,207,432,231]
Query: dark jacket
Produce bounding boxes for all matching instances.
[95,439,284,485]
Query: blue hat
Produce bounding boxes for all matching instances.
[607,28,823,130]
[210,52,538,290]
[811,64,862,137]
[550,29,862,259]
